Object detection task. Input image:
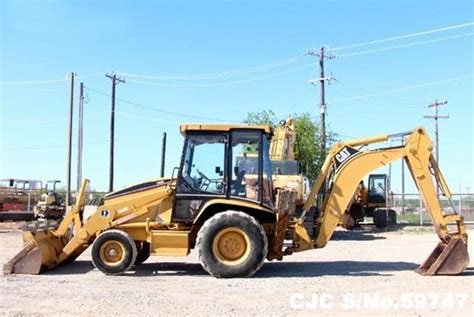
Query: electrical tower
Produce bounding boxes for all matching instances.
[106,72,125,192]
[305,47,335,157]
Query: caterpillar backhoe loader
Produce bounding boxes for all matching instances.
[4,125,468,277]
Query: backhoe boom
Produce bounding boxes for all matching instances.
[292,127,468,275]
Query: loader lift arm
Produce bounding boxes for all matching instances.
[291,127,468,275]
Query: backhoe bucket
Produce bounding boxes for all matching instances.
[416,237,469,276]
[3,226,70,275]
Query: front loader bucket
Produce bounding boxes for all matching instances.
[416,237,469,276]
[3,227,69,275]
[4,179,91,275]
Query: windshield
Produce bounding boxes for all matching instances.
[271,160,300,175]
[237,158,299,176]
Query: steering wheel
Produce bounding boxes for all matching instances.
[196,169,211,190]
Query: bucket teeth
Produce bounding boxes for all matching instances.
[416,237,469,276]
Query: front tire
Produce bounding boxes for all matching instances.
[197,211,268,278]
[91,230,137,275]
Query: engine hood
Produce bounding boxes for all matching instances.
[104,177,171,200]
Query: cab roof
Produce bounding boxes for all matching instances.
[180,124,272,136]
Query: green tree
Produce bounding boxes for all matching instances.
[244,110,336,182]
[244,109,277,126]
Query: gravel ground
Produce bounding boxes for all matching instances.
[0,223,472,316]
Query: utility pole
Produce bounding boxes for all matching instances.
[401,145,405,214]
[305,47,335,157]
[424,99,449,163]
[66,72,75,207]
[424,99,448,193]
[106,72,125,192]
[160,132,167,178]
[76,82,84,191]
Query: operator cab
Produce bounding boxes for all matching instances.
[173,125,273,222]
[367,174,388,204]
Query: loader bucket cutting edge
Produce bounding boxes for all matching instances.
[3,229,68,275]
[416,237,469,276]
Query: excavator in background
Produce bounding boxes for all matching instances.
[4,125,469,278]
[342,173,398,228]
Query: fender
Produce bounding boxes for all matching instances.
[194,198,276,225]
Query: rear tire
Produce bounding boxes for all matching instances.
[91,230,137,275]
[134,241,150,265]
[373,209,397,227]
[197,210,268,278]
[388,209,397,225]
[304,207,318,238]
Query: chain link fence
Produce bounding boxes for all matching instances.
[390,193,474,225]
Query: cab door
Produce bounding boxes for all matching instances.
[173,132,228,222]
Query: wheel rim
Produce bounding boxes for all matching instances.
[99,240,125,266]
[212,227,251,266]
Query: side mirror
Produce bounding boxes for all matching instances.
[215,166,221,174]
[234,166,239,175]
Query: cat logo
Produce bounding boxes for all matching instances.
[334,146,360,171]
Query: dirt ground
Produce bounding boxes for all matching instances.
[0,223,472,316]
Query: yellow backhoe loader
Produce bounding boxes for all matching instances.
[4,125,469,277]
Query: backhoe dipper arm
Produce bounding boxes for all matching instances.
[296,127,467,251]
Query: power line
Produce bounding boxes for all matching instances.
[0,71,106,86]
[76,72,108,80]
[331,21,474,51]
[0,77,68,86]
[125,63,316,87]
[118,56,302,80]
[0,111,108,125]
[2,23,472,87]
[337,32,474,58]
[115,111,180,124]
[1,87,67,94]
[124,32,471,87]
[86,87,234,122]
[0,140,109,151]
[330,75,473,104]
[279,74,473,115]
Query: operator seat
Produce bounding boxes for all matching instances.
[231,170,246,197]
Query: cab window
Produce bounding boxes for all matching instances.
[178,133,226,195]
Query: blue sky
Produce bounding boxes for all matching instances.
[0,0,473,193]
